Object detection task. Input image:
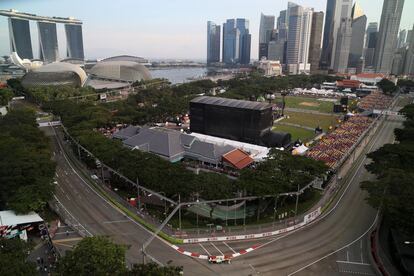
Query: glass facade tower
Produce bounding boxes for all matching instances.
[65,24,85,60]
[374,0,405,74]
[8,18,33,59]
[207,21,221,64]
[38,21,59,63]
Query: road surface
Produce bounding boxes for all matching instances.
[46,126,216,275]
[47,117,400,275]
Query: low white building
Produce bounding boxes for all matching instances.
[257,59,282,76]
[350,73,384,85]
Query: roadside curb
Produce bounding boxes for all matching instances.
[170,244,260,260]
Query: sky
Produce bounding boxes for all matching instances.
[0,0,413,60]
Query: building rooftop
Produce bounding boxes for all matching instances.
[0,9,82,24]
[191,96,273,111]
[0,210,43,226]
[222,149,254,169]
[121,127,236,165]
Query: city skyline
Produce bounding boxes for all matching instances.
[0,0,414,60]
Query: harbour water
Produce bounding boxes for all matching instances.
[149,67,208,84]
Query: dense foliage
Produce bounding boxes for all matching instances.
[377,79,398,95]
[56,236,127,275]
[219,74,341,99]
[56,236,182,276]
[362,104,414,234]
[11,75,329,201]
[0,238,37,275]
[0,109,56,213]
[240,149,327,195]
[0,88,14,106]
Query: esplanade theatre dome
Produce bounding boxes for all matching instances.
[89,61,152,82]
[21,62,87,88]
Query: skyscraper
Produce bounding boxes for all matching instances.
[332,0,353,73]
[222,18,251,65]
[267,40,285,61]
[38,21,59,63]
[207,21,221,64]
[365,22,379,48]
[308,11,324,73]
[397,29,407,48]
[321,0,353,73]
[8,17,33,59]
[65,23,85,60]
[348,3,367,69]
[320,0,336,69]
[374,0,405,74]
[259,14,275,59]
[403,24,414,75]
[286,2,313,74]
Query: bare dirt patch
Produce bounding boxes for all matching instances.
[299,102,319,107]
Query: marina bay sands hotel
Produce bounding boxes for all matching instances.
[0,9,84,62]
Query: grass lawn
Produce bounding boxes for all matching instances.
[275,96,336,113]
[273,124,316,142]
[284,111,340,132]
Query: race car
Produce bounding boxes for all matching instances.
[208,255,231,264]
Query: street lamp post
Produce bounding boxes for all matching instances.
[295,183,300,216]
[178,194,182,232]
[273,195,279,227]
[136,178,141,212]
[404,241,413,245]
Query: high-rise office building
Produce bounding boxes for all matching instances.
[38,21,59,63]
[397,29,407,48]
[321,0,353,73]
[259,14,275,59]
[207,21,221,64]
[222,18,251,65]
[267,40,285,62]
[320,0,336,69]
[65,23,85,60]
[365,31,378,68]
[364,22,379,68]
[236,18,251,65]
[308,11,324,73]
[1,10,84,61]
[403,24,414,75]
[349,3,367,69]
[8,17,33,59]
[407,30,414,48]
[374,0,405,74]
[222,19,238,64]
[286,2,313,74]
[332,0,353,73]
[277,10,287,30]
[365,22,378,47]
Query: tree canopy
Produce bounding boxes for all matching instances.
[377,79,398,95]
[56,236,182,276]
[361,103,414,235]
[0,238,37,275]
[0,88,14,106]
[240,149,327,196]
[56,236,127,276]
[0,109,56,213]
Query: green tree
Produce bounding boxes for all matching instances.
[0,88,14,106]
[56,236,127,276]
[0,238,37,275]
[377,79,397,95]
[361,103,414,235]
[0,109,56,213]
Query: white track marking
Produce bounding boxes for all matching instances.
[223,242,237,254]
[199,243,211,255]
[211,242,224,255]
